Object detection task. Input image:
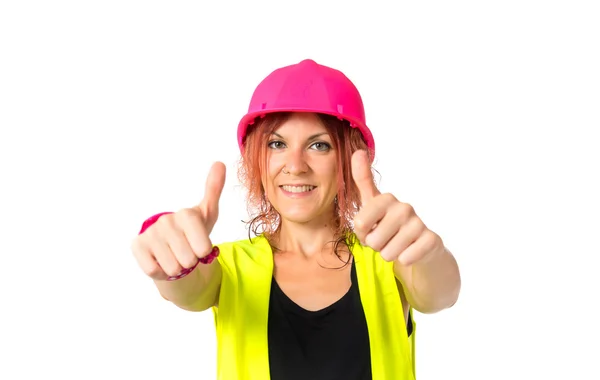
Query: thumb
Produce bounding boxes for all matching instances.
[198,161,226,224]
[351,150,380,204]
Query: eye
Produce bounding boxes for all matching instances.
[310,142,331,151]
[268,140,286,149]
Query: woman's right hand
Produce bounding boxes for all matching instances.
[131,162,226,281]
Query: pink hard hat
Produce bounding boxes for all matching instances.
[237,59,375,158]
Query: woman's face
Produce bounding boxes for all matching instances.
[262,113,339,225]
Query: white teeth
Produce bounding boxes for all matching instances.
[282,185,315,193]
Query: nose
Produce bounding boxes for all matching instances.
[284,147,309,175]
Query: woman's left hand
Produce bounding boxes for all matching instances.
[351,150,445,266]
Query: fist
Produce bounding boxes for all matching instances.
[351,150,444,266]
[131,162,226,281]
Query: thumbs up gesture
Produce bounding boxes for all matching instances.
[351,150,444,266]
[132,162,226,281]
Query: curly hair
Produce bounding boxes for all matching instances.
[237,112,375,265]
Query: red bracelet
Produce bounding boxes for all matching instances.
[139,212,220,281]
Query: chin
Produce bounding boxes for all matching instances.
[277,211,314,224]
[277,207,333,225]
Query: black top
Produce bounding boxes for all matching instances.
[267,259,413,380]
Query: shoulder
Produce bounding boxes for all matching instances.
[216,234,270,255]
[215,234,273,270]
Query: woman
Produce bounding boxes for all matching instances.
[132,59,461,380]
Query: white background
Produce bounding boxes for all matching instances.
[1,1,599,379]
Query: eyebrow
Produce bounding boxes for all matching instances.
[272,132,330,140]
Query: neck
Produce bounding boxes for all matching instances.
[273,216,342,259]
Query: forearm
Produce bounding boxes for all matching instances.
[394,246,461,314]
[154,261,221,311]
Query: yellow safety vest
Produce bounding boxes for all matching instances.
[212,234,416,379]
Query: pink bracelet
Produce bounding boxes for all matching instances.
[138,212,174,234]
[139,212,220,281]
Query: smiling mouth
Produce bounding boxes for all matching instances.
[280,185,316,193]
